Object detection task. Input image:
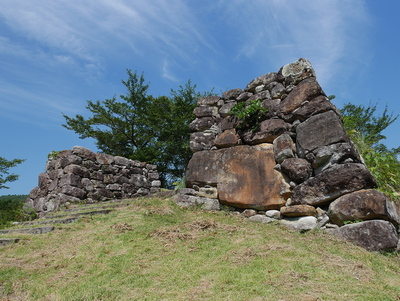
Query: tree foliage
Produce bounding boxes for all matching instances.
[0,157,25,190]
[340,102,400,198]
[0,194,34,228]
[63,70,214,188]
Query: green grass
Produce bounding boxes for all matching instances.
[1,196,400,300]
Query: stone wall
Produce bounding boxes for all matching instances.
[175,58,400,252]
[26,146,161,216]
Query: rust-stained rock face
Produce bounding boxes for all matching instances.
[217,145,290,210]
[186,145,290,210]
[185,150,223,187]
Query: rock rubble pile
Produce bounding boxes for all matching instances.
[26,146,160,216]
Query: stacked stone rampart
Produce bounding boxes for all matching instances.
[26,146,161,215]
[175,58,400,252]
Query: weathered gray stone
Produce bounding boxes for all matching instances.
[241,119,290,145]
[291,163,377,207]
[245,72,278,92]
[59,173,82,188]
[332,220,399,252]
[177,188,197,196]
[328,189,392,226]
[197,96,221,106]
[72,146,96,160]
[114,156,131,167]
[386,199,400,228]
[280,158,312,183]
[293,96,340,121]
[280,58,316,84]
[280,77,323,115]
[194,106,219,118]
[296,111,349,158]
[280,216,318,232]
[237,92,252,102]
[221,115,240,131]
[0,238,20,247]
[266,210,282,219]
[96,153,115,165]
[38,173,51,188]
[64,164,90,178]
[311,142,362,174]
[61,186,87,199]
[242,209,257,217]
[219,101,237,118]
[186,150,222,187]
[130,174,147,187]
[0,226,54,235]
[173,194,220,210]
[222,88,243,100]
[60,155,83,168]
[190,117,220,132]
[190,132,216,152]
[261,98,281,118]
[248,90,272,102]
[273,134,296,163]
[151,180,161,187]
[249,215,274,224]
[270,82,286,99]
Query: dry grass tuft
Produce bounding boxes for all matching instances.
[149,227,194,242]
[111,223,134,233]
[187,219,218,231]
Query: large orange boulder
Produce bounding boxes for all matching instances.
[185,144,291,210]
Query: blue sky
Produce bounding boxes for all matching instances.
[1,0,399,195]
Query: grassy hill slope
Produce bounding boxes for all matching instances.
[1,196,400,301]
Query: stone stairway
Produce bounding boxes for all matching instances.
[0,200,130,247]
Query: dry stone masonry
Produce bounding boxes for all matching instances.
[175,58,400,252]
[26,146,161,216]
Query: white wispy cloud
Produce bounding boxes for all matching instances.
[0,0,371,126]
[213,0,371,88]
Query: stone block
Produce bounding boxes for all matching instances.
[244,72,278,92]
[241,119,290,145]
[296,111,350,157]
[280,77,323,115]
[217,145,291,210]
[332,220,399,252]
[280,158,312,183]
[215,129,241,148]
[328,189,392,226]
[291,163,377,207]
[273,134,296,163]
[280,216,318,232]
[281,205,316,217]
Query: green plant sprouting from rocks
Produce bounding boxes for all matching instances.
[47,150,62,160]
[229,99,268,132]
